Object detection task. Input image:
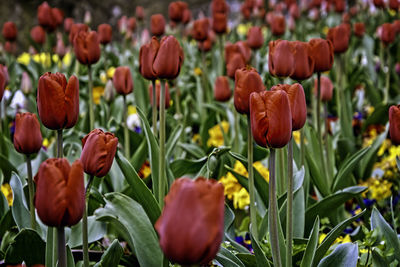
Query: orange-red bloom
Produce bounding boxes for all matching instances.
[198,37,213,52]
[169,1,187,23]
[80,129,118,177]
[30,26,46,45]
[113,66,133,95]
[149,82,171,109]
[308,38,334,72]
[13,113,43,155]
[314,75,334,102]
[193,18,210,41]
[153,36,184,80]
[136,6,145,21]
[374,0,385,8]
[212,0,229,14]
[35,158,85,227]
[97,24,112,44]
[214,76,231,102]
[139,37,159,80]
[378,23,395,45]
[226,53,246,78]
[327,24,351,54]
[68,23,88,44]
[247,26,264,49]
[270,14,286,36]
[389,105,400,145]
[73,31,101,65]
[151,14,166,37]
[290,41,314,81]
[37,72,79,130]
[354,23,365,38]
[64,18,74,33]
[182,9,192,24]
[128,17,136,32]
[272,84,306,130]
[212,13,227,34]
[389,0,399,10]
[236,41,252,63]
[37,2,62,32]
[155,177,225,265]
[250,90,292,148]
[234,67,265,114]
[2,21,17,41]
[268,40,295,77]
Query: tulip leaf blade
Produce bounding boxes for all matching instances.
[94,239,124,267]
[9,173,30,231]
[0,154,18,182]
[115,152,160,225]
[317,242,359,267]
[166,124,183,159]
[95,192,164,267]
[170,157,208,178]
[250,225,271,267]
[216,247,245,267]
[300,216,319,267]
[67,215,107,248]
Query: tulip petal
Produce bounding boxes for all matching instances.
[64,75,79,129]
[64,160,85,226]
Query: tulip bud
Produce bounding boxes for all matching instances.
[52,8,64,27]
[247,26,264,50]
[35,158,85,227]
[128,17,136,33]
[389,105,400,145]
[393,20,400,34]
[69,23,89,44]
[30,26,46,45]
[73,31,101,65]
[136,6,145,21]
[4,41,16,54]
[182,9,192,25]
[153,36,184,80]
[378,23,395,46]
[234,67,265,114]
[198,37,213,52]
[97,24,112,44]
[37,2,59,32]
[169,2,185,23]
[104,79,115,102]
[335,0,345,13]
[374,0,385,8]
[2,21,17,41]
[236,41,252,63]
[270,14,285,36]
[81,129,118,177]
[268,40,295,77]
[389,0,399,10]
[290,41,315,81]
[55,37,66,58]
[241,3,251,20]
[272,84,306,130]
[37,72,79,130]
[84,10,92,25]
[21,72,32,94]
[139,37,159,80]
[327,24,350,54]
[354,23,365,38]
[151,14,166,37]
[113,66,133,95]
[212,13,227,34]
[308,38,334,73]
[193,18,210,41]
[289,4,300,19]
[250,90,292,148]
[149,82,171,109]
[214,76,231,102]
[314,75,333,102]
[226,53,246,79]
[13,113,43,155]
[212,0,229,14]
[64,18,74,33]
[155,177,225,265]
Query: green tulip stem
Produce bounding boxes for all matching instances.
[26,155,36,230]
[300,128,305,166]
[88,64,94,131]
[286,138,293,267]
[219,34,224,76]
[123,95,130,158]
[152,80,157,136]
[57,129,63,158]
[82,175,94,267]
[316,72,328,179]
[268,149,282,267]
[384,48,390,104]
[323,102,332,178]
[247,116,258,241]
[159,80,167,207]
[233,106,240,153]
[57,226,66,267]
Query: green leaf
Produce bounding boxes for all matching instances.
[300,217,319,267]
[371,207,400,262]
[250,225,271,267]
[67,216,107,248]
[9,173,30,230]
[332,147,370,192]
[4,229,45,266]
[0,154,18,182]
[371,249,388,267]
[224,205,250,254]
[216,247,245,267]
[66,245,75,267]
[95,192,164,267]
[317,243,358,267]
[313,210,365,265]
[115,152,161,225]
[358,131,386,179]
[236,253,257,267]
[171,157,207,178]
[94,239,124,267]
[179,143,206,158]
[166,124,183,159]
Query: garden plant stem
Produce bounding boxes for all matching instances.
[152,80,157,136]
[123,95,130,158]
[286,139,293,267]
[324,103,332,176]
[82,175,94,267]
[269,149,282,267]
[316,73,328,179]
[384,48,390,104]
[159,81,167,207]
[57,226,66,267]
[26,156,36,230]
[88,64,94,131]
[247,116,258,240]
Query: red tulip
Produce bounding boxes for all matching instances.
[290,41,315,81]
[289,4,300,19]
[97,24,112,44]
[153,36,184,80]
[37,2,61,32]
[211,0,229,14]
[113,66,133,95]
[268,40,295,77]
[64,18,74,33]
[270,14,286,36]
[393,20,400,34]
[73,31,101,65]
[193,19,210,41]
[354,23,365,38]
[212,13,227,34]
[13,113,43,155]
[30,26,46,45]
[35,158,85,227]
[155,177,225,265]
[198,38,213,52]
[374,0,385,8]
[334,0,345,13]
[2,22,17,41]
[128,17,136,32]
[226,53,246,79]
[182,9,192,24]
[149,82,171,109]
[314,76,334,101]
[169,1,186,23]
[250,90,292,148]
[151,14,166,37]
[139,37,159,80]
[214,76,231,102]
[236,41,252,63]
[272,84,306,130]
[327,24,351,53]
[80,129,118,177]
[308,38,334,72]
[37,72,79,130]
[390,105,400,145]
[52,8,64,27]
[247,26,264,50]
[234,67,265,114]
[136,6,145,21]
[69,23,89,44]
[378,23,395,45]
[390,0,399,10]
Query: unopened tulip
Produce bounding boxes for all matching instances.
[378,23,395,45]
[354,23,365,38]
[13,113,43,155]
[241,2,251,20]
[153,36,184,79]
[2,22,17,41]
[37,72,79,130]
[113,66,133,95]
[214,76,231,102]
[270,14,285,36]
[21,72,32,94]
[0,64,9,86]
[314,76,333,101]
[155,177,225,265]
[234,67,265,114]
[128,17,136,32]
[52,8,64,27]
[193,19,209,41]
[151,14,166,37]
[80,129,118,177]
[390,0,399,10]
[198,38,213,52]
[55,37,66,58]
[4,41,16,54]
[290,41,315,81]
[327,24,350,53]
[289,4,300,19]
[250,90,292,148]
[182,9,192,24]
[374,0,385,8]
[69,23,89,44]
[272,84,306,130]
[169,2,185,23]
[35,158,85,227]
[139,37,159,80]
[136,6,145,21]
[236,41,251,63]
[389,105,400,145]
[393,20,400,34]
[37,2,60,32]
[247,26,264,50]
[268,40,295,77]
[149,82,171,109]
[74,31,101,65]
[212,13,227,34]
[30,26,46,45]
[64,18,74,33]
[226,53,246,78]
[212,0,229,14]
[97,24,112,44]
[309,38,334,72]
[335,0,345,12]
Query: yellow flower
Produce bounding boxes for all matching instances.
[335,235,352,244]
[194,67,202,76]
[233,187,250,209]
[322,26,329,35]
[254,161,269,182]
[237,23,251,36]
[92,86,105,105]
[128,105,137,115]
[1,183,13,206]
[100,71,107,84]
[62,52,72,67]
[369,179,392,201]
[207,121,229,147]
[192,134,201,144]
[234,160,248,176]
[389,9,396,16]
[366,106,375,115]
[52,54,60,63]
[107,67,116,79]
[319,233,327,244]
[292,131,301,145]
[42,138,49,148]
[377,139,391,156]
[17,52,31,66]
[220,172,242,200]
